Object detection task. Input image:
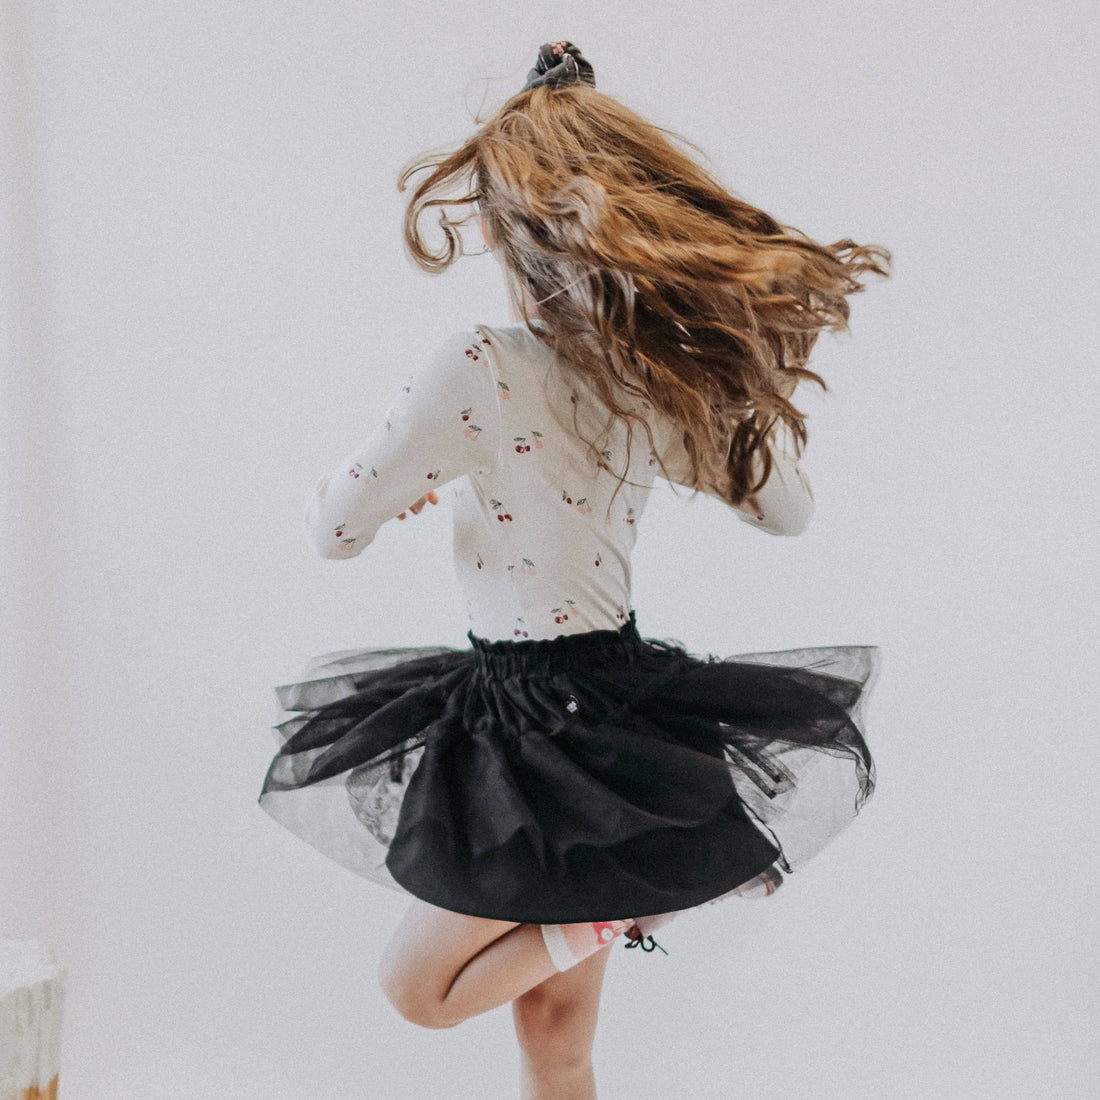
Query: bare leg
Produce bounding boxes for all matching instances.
[378,899,606,1029]
[513,948,610,1100]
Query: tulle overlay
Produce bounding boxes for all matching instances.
[259,615,878,923]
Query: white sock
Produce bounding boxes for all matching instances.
[540,920,633,971]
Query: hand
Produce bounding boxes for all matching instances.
[397,491,438,520]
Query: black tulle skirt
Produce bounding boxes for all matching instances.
[258,614,878,923]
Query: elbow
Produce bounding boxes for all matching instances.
[305,526,344,559]
[754,512,813,537]
[302,485,368,559]
[772,493,815,536]
[314,540,358,560]
[744,459,815,536]
[739,497,814,537]
[769,510,813,537]
[305,522,367,559]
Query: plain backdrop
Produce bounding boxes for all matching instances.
[2,2,1097,1097]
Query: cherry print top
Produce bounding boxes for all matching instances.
[303,322,815,642]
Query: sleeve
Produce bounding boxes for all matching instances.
[302,330,502,558]
[657,420,815,537]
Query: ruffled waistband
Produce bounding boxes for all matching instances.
[468,612,645,677]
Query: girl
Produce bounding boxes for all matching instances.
[260,42,890,1099]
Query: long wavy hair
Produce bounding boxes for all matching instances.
[398,77,891,506]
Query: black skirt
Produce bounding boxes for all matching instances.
[258,614,878,923]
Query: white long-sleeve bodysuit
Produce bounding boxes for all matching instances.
[303,322,814,642]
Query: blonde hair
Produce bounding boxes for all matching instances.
[399,80,891,505]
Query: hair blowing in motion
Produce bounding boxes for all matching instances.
[399,46,891,506]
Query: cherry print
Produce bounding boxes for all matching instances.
[504,513,513,521]
[616,605,626,622]
[402,384,411,394]
[521,558,535,575]
[463,424,482,441]
[531,430,544,449]
[562,490,573,504]
[465,347,479,362]
[349,463,361,478]
[490,500,513,522]
[476,554,483,570]
[513,617,528,638]
[426,469,440,480]
[594,552,602,567]
[498,381,511,399]
[626,508,636,526]
[461,407,471,421]
[576,498,592,515]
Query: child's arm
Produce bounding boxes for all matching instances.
[732,431,815,536]
[302,331,501,558]
[657,421,814,537]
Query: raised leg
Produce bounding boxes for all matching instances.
[512,948,610,1100]
[378,898,596,1029]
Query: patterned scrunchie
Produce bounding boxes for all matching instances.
[522,41,596,91]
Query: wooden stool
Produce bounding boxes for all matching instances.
[0,939,66,1100]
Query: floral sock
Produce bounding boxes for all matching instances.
[540,920,634,971]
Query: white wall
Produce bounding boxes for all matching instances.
[2,1,1096,1096]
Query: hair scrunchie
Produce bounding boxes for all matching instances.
[522,41,596,91]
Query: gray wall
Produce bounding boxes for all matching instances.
[2,1,1096,1096]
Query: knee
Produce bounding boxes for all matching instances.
[513,986,593,1072]
[377,952,461,1030]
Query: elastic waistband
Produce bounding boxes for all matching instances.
[470,612,644,677]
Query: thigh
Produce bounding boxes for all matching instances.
[378,897,520,1001]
